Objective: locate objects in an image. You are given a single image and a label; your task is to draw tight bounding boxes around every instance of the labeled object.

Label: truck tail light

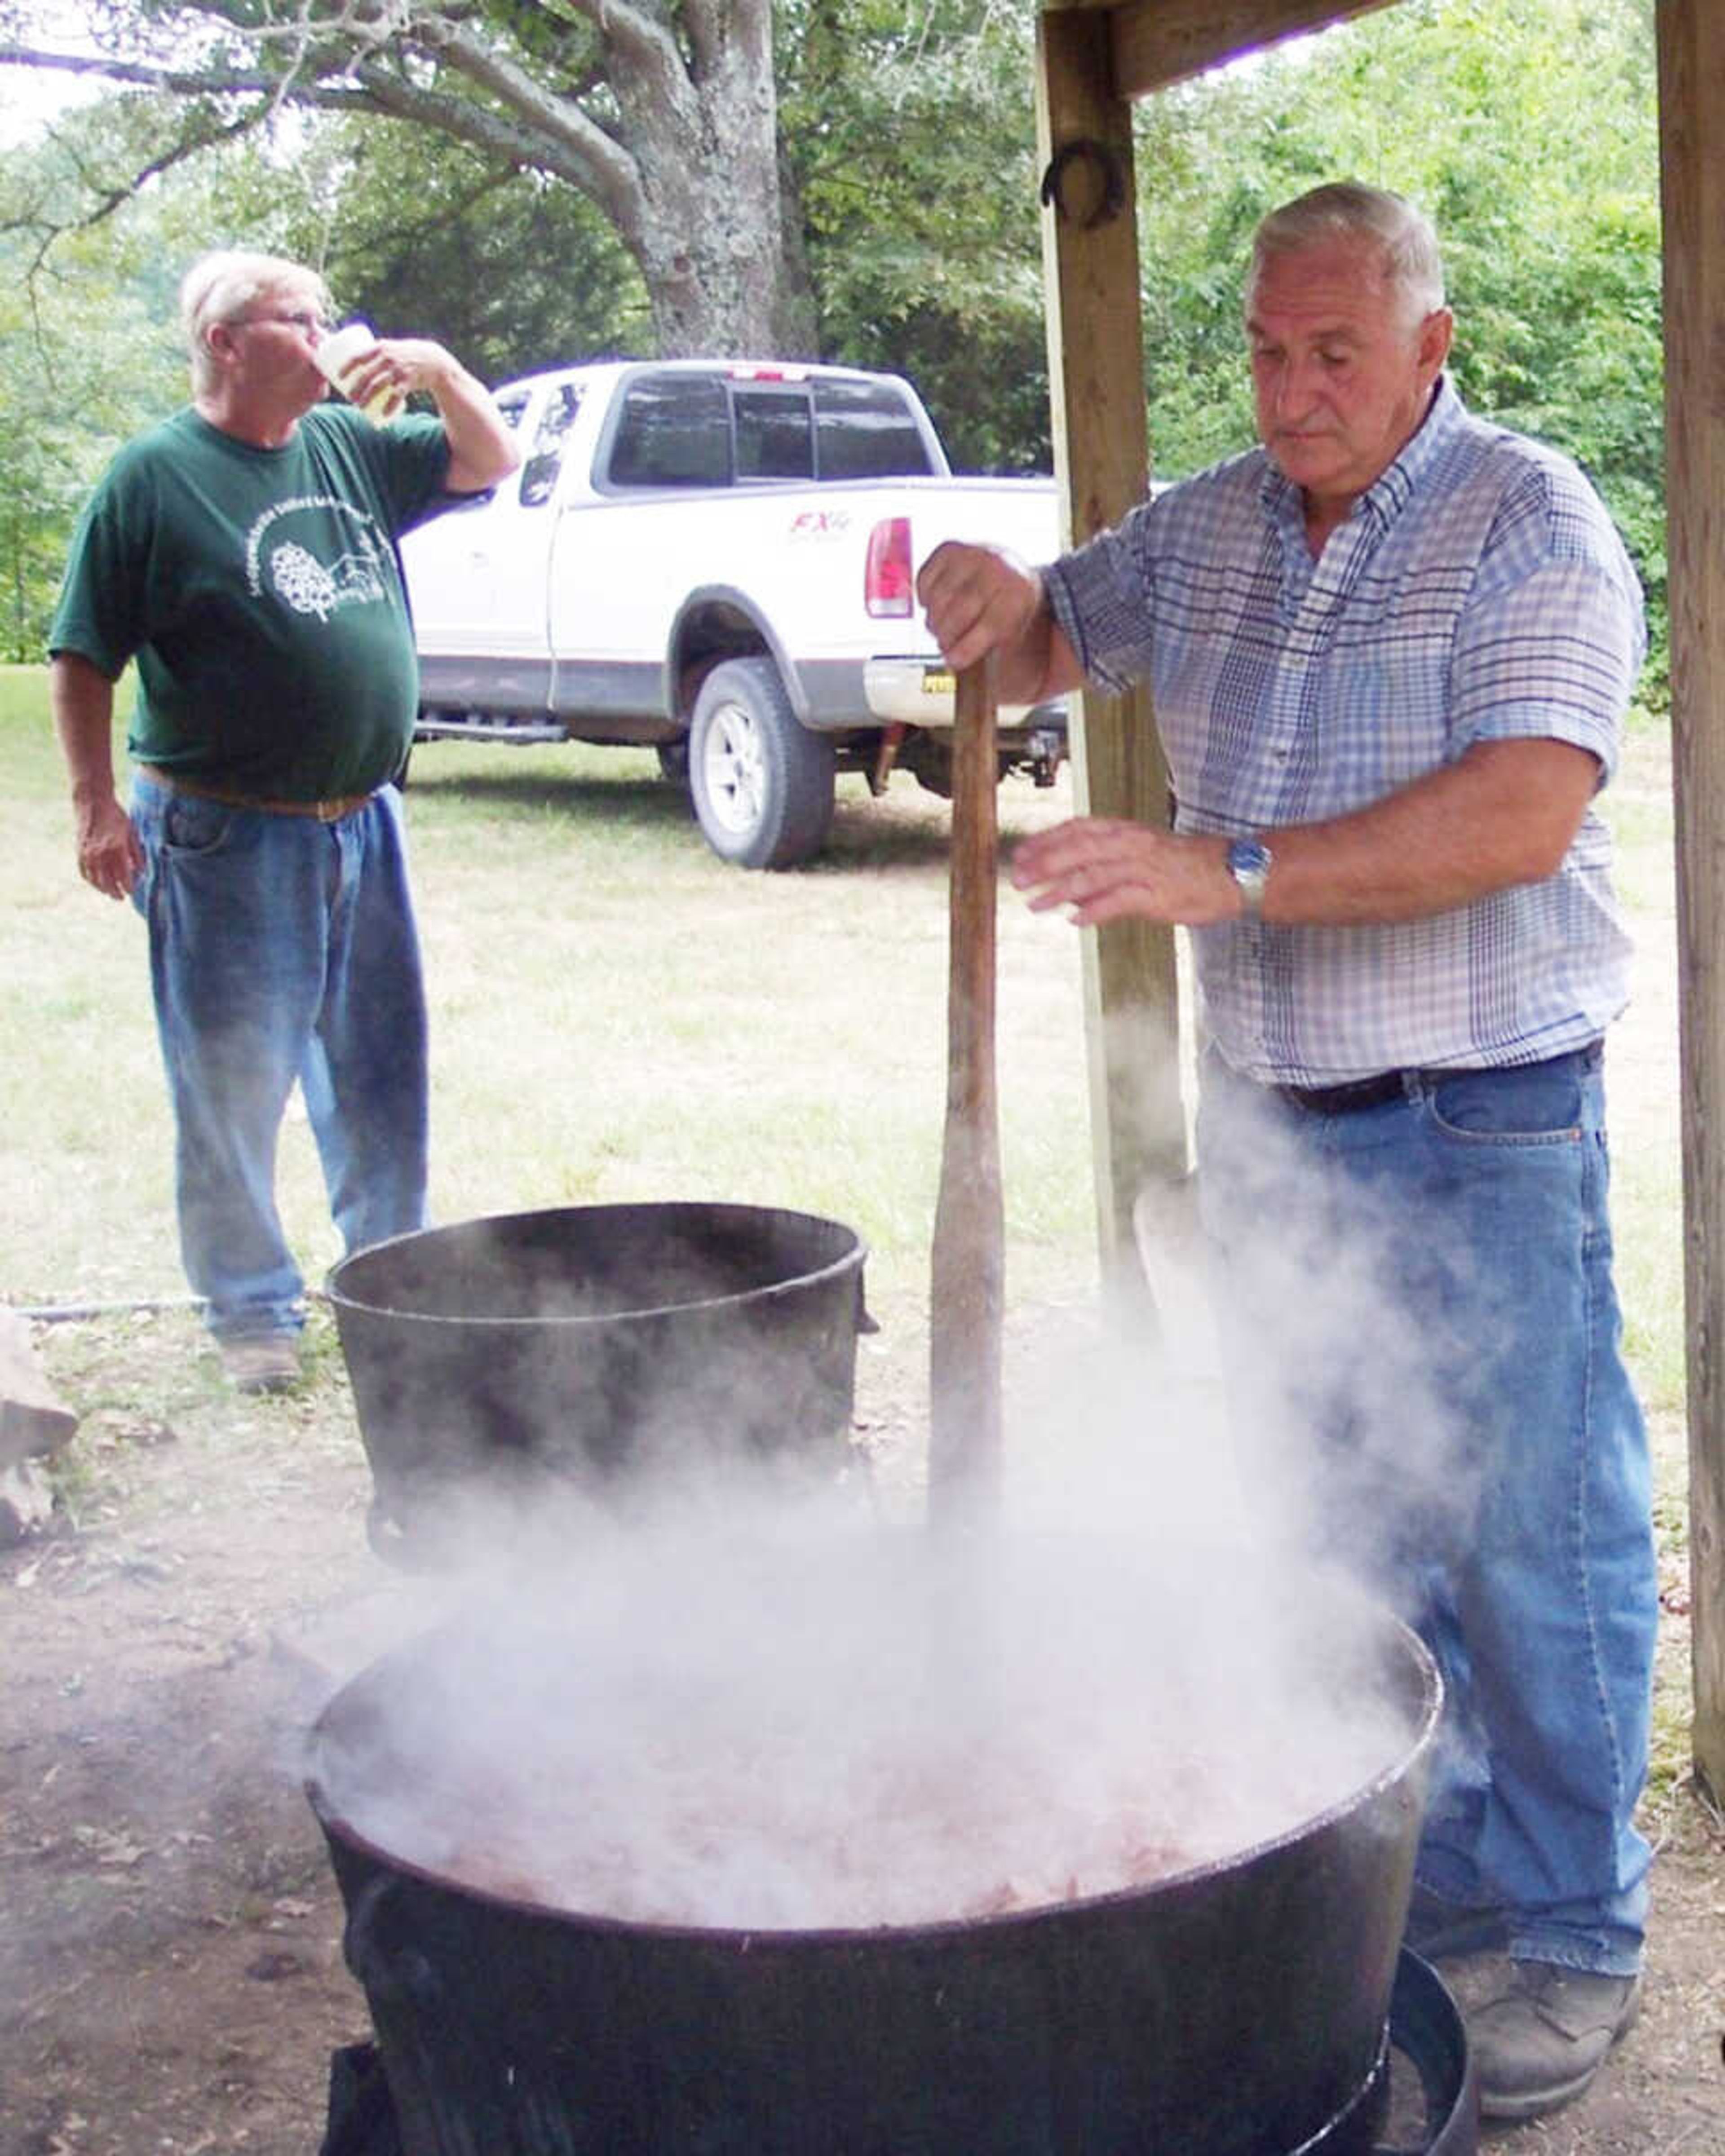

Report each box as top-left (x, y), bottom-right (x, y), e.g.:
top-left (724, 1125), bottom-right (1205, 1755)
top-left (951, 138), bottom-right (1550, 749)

top-left (865, 517), bottom-right (914, 618)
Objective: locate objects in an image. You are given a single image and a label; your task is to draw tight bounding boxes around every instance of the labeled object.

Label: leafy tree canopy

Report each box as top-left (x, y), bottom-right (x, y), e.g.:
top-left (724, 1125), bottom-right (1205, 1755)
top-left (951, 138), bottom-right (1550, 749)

top-left (781, 0), bottom-right (1049, 472)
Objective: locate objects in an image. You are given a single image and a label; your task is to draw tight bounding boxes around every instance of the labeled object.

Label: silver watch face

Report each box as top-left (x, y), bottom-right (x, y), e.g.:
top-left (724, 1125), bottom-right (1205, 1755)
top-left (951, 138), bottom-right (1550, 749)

top-left (1228, 839), bottom-right (1272, 912)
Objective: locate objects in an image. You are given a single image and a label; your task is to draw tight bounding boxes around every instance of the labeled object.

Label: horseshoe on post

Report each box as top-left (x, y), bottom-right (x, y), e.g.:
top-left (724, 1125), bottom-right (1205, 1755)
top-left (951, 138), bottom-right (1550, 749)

top-left (1039, 137), bottom-right (1128, 230)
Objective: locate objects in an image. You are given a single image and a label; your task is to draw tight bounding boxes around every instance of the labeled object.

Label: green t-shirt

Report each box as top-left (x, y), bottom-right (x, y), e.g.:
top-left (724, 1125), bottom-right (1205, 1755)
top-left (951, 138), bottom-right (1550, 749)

top-left (49, 404), bottom-right (455, 799)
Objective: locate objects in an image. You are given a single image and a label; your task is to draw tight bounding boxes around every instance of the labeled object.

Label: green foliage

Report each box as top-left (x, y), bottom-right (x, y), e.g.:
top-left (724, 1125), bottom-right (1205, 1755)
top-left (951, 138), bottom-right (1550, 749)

top-left (780, 0), bottom-right (1052, 471)
top-left (270, 119), bottom-right (653, 384)
top-left (0, 102), bottom-right (190, 658)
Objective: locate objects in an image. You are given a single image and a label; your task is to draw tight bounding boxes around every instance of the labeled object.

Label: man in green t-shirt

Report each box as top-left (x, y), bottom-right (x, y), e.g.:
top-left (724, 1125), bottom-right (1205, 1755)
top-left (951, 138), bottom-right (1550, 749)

top-left (48, 249), bottom-right (519, 1393)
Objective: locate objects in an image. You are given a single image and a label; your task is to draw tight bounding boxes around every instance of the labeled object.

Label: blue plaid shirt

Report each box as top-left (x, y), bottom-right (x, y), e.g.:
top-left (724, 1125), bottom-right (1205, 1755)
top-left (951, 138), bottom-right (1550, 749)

top-left (1043, 378), bottom-right (1645, 1086)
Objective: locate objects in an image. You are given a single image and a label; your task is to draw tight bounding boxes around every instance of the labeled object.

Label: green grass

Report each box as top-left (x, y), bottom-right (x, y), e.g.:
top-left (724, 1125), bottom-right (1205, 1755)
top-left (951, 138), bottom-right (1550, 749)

top-left (1, 668), bottom-right (1100, 1319)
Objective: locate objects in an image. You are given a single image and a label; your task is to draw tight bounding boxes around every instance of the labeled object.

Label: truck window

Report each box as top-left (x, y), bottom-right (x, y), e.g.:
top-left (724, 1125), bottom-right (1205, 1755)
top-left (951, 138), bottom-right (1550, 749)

top-left (610, 374), bottom-right (730, 487)
top-left (518, 382), bottom-right (584, 508)
top-left (814, 381), bottom-right (937, 479)
top-left (733, 389), bottom-right (814, 481)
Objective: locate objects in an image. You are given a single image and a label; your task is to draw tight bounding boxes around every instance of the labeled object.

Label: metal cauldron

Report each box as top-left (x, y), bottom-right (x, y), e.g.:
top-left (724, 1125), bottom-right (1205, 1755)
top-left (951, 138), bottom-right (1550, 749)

top-left (307, 1548), bottom-right (1443, 2155)
top-left (327, 1202), bottom-right (871, 1560)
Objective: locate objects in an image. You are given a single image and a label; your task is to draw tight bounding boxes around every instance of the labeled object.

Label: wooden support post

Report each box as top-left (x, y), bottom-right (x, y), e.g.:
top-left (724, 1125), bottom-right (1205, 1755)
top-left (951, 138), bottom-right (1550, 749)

top-left (1656, 0), bottom-right (1725, 1802)
top-left (1035, 8), bottom-right (1189, 1312)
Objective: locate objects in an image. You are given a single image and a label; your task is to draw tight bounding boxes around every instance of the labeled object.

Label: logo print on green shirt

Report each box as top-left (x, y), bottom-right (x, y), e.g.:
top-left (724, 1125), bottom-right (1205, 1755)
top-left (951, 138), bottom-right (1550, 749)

top-left (270, 535), bottom-right (388, 622)
top-left (245, 492), bottom-right (394, 620)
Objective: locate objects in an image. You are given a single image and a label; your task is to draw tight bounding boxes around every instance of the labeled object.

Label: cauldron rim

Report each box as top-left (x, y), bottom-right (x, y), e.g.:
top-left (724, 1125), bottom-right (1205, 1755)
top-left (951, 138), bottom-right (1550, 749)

top-left (325, 1199), bottom-right (868, 1331)
top-left (305, 1596), bottom-right (1441, 1950)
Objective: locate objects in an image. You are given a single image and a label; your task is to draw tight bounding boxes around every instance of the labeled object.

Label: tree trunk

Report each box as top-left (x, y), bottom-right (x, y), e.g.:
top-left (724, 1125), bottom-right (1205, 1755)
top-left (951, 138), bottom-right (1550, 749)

top-left (605, 3), bottom-right (818, 356)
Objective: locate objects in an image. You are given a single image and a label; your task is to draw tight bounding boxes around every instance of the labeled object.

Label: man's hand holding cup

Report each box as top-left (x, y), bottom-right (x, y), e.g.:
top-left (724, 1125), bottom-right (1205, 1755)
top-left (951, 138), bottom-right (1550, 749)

top-left (313, 320), bottom-right (407, 425)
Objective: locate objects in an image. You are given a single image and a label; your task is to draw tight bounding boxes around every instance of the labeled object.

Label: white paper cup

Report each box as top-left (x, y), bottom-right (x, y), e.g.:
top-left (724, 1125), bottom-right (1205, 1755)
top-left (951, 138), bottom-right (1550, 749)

top-left (314, 319), bottom-right (403, 424)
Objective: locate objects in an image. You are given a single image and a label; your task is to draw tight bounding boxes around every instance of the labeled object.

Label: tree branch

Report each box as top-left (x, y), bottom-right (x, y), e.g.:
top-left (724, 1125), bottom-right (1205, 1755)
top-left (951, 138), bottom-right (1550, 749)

top-left (346, 52), bottom-right (640, 219)
top-left (0, 41), bottom-right (345, 99)
top-left (484, 0), bottom-right (677, 79)
top-left (510, 0), bottom-right (690, 93)
top-left (410, 15), bottom-right (654, 155)
top-left (0, 32), bottom-right (645, 236)
top-left (13, 98), bottom-right (265, 276)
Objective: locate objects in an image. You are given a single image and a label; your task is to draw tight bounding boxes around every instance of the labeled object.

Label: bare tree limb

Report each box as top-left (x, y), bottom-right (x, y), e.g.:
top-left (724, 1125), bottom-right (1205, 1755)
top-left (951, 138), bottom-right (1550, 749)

top-left (18, 99), bottom-right (265, 274)
top-left (411, 17), bottom-right (660, 157)
top-left (344, 54), bottom-right (641, 221)
top-left (0, 36), bottom-right (643, 220)
top-left (525, 0), bottom-right (686, 82)
top-left (0, 42), bottom-right (346, 97)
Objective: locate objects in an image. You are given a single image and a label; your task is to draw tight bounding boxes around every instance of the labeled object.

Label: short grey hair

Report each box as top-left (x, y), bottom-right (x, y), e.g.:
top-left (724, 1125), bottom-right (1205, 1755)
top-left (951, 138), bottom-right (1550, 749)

top-left (1247, 182), bottom-right (1446, 327)
top-left (179, 249), bottom-right (331, 393)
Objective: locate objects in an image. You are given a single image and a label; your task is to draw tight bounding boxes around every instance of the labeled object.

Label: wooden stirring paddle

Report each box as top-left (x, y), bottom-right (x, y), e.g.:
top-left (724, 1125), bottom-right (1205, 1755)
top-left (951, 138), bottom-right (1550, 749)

top-left (928, 658), bottom-right (1005, 1526)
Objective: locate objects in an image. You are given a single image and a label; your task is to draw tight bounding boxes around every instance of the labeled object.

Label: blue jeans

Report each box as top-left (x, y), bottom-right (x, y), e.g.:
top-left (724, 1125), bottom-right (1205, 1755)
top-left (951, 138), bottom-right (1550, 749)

top-left (131, 776), bottom-right (429, 1341)
top-left (1196, 1044), bottom-right (1656, 1976)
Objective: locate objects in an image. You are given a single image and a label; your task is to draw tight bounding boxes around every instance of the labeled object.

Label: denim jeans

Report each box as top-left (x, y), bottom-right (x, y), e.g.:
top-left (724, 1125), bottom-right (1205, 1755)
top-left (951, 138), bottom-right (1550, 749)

top-left (131, 775), bottom-right (429, 1341)
top-left (1196, 1043), bottom-right (1656, 1976)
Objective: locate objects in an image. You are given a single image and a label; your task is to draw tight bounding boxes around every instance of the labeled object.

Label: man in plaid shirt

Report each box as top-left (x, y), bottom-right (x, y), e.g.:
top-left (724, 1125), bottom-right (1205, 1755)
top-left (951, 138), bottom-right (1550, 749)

top-left (920, 181), bottom-right (1655, 2122)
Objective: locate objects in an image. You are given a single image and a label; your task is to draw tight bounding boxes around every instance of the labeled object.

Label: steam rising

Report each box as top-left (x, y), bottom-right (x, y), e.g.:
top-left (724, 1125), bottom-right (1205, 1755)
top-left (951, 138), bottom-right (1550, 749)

top-left (310, 1493), bottom-right (1431, 1932)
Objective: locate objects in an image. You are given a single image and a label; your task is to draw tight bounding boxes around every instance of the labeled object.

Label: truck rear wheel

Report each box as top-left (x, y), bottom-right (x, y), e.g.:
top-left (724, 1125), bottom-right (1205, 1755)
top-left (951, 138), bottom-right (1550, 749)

top-left (690, 658), bottom-right (836, 869)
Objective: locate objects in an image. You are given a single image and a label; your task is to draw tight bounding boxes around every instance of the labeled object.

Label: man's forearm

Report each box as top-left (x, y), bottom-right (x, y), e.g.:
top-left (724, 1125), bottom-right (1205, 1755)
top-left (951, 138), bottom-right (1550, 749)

top-left (51, 653), bottom-right (119, 803)
top-left (52, 651), bottom-right (144, 899)
top-left (427, 359), bottom-right (521, 494)
top-left (1249, 738), bottom-right (1602, 925)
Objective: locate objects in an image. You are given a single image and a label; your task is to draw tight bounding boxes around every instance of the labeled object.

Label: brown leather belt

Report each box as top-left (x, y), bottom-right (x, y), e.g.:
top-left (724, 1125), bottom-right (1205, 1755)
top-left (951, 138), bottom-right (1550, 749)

top-left (137, 764), bottom-right (378, 823)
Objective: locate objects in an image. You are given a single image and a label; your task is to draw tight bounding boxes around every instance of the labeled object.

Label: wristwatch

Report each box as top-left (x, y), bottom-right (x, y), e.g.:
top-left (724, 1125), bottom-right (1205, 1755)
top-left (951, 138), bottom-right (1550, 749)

top-left (1227, 837), bottom-right (1273, 921)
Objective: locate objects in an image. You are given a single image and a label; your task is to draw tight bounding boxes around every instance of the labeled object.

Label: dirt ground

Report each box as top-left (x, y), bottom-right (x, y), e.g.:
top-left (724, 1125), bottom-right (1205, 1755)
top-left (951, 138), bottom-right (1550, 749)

top-left (2, 1288), bottom-right (1721, 2156)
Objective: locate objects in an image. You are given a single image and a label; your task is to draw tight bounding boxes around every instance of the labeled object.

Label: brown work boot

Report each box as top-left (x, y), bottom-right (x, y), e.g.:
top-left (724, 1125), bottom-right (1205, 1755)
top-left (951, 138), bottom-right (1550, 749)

top-left (1470, 1960), bottom-right (1643, 2121)
top-left (218, 1333), bottom-right (302, 1395)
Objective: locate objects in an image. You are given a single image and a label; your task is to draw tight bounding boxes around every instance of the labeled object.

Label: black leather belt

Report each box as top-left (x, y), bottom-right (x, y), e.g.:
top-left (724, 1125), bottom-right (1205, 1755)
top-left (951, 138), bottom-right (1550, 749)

top-left (1275, 1069), bottom-right (1414, 1114)
top-left (1274, 1040), bottom-right (1600, 1115)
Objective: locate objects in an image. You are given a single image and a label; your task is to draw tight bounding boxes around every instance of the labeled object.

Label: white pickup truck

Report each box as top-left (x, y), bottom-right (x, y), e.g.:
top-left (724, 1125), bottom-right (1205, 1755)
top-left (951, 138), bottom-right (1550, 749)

top-left (399, 359), bottom-right (1069, 867)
